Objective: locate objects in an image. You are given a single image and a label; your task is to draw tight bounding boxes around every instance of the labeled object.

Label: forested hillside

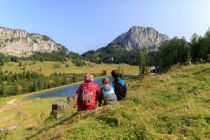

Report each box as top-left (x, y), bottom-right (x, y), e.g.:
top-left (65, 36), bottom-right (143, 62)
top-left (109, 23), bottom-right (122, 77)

top-left (82, 28), bottom-right (210, 71)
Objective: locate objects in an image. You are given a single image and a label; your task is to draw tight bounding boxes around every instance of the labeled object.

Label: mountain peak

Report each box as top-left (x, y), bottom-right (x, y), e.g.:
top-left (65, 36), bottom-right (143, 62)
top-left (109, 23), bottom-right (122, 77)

top-left (111, 26), bottom-right (170, 51)
top-left (82, 26), bottom-right (170, 65)
top-left (129, 26), bottom-right (154, 30)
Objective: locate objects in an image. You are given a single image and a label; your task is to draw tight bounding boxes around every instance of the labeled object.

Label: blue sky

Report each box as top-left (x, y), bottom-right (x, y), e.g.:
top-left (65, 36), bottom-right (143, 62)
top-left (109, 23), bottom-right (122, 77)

top-left (1, 0), bottom-right (210, 54)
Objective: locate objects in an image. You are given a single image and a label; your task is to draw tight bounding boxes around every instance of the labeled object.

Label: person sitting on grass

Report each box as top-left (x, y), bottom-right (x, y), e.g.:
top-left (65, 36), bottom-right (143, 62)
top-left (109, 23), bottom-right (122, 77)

top-left (99, 77), bottom-right (117, 105)
top-left (76, 74), bottom-right (99, 111)
top-left (111, 70), bottom-right (127, 101)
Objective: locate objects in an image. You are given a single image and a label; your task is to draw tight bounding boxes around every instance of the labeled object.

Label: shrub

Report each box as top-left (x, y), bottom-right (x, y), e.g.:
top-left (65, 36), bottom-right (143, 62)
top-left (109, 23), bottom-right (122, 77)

top-left (54, 63), bottom-right (61, 68)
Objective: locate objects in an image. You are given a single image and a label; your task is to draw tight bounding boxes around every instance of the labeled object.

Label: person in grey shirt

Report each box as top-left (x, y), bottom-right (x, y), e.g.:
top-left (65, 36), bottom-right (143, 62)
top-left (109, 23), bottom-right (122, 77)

top-left (99, 77), bottom-right (117, 105)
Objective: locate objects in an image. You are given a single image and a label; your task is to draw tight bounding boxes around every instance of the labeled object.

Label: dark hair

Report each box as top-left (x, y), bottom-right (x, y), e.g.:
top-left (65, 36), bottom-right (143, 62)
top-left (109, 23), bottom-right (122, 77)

top-left (111, 70), bottom-right (120, 79)
top-left (102, 78), bottom-right (110, 85)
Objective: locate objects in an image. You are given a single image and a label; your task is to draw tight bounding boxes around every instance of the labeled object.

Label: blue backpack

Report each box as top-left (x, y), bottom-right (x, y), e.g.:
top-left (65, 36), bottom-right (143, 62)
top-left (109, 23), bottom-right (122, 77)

top-left (112, 78), bottom-right (127, 100)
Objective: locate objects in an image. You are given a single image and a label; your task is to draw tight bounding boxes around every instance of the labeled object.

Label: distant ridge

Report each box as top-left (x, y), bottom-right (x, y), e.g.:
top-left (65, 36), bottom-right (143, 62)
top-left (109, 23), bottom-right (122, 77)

top-left (0, 27), bottom-right (69, 57)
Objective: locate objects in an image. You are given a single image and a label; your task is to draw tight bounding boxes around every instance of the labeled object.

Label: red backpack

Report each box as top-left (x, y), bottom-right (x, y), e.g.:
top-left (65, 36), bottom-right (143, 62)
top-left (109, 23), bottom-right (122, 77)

top-left (77, 82), bottom-right (97, 110)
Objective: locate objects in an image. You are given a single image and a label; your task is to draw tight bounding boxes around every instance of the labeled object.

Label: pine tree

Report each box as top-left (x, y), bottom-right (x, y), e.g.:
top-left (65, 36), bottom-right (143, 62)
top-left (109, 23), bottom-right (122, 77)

top-left (72, 74), bottom-right (76, 83)
top-left (137, 51), bottom-right (146, 76)
top-left (1, 83), bottom-right (7, 96)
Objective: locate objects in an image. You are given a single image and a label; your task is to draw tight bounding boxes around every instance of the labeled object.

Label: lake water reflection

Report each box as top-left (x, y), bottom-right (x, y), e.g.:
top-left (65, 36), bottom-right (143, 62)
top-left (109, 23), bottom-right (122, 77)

top-left (26, 76), bottom-right (112, 99)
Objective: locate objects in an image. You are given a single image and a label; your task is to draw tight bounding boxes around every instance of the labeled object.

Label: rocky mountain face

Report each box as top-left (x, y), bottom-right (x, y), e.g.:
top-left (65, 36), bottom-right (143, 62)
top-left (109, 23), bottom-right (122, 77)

top-left (110, 26), bottom-right (170, 51)
top-left (82, 26), bottom-right (170, 64)
top-left (0, 27), bottom-right (67, 56)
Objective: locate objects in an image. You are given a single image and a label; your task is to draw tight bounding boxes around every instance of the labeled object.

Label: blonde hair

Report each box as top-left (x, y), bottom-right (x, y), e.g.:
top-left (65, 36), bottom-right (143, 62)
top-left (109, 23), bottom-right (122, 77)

top-left (85, 73), bottom-right (93, 82)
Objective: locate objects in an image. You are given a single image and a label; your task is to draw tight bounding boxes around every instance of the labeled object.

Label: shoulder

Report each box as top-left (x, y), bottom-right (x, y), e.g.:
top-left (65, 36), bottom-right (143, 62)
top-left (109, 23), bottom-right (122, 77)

top-left (100, 87), bottom-right (105, 93)
top-left (119, 78), bottom-right (125, 85)
top-left (80, 82), bottom-right (86, 88)
top-left (93, 83), bottom-right (98, 87)
top-left (99, 86), bottom-right (103, 91)
top-left (91, 83), bottom-right (99, 88)
top-left (81, 82), bottom-right (87, 85)
top-left (111, 86), bottom-right (115, 92)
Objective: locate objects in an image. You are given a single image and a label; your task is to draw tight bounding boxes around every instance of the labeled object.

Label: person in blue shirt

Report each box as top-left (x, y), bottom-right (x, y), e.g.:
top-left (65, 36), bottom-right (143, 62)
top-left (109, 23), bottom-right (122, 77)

top-left (111, 70), bottom-right (127, 101)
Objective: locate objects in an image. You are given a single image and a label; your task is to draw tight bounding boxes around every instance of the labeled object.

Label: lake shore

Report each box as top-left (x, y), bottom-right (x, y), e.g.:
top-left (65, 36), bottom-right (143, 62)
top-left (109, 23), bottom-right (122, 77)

top-left (22, 75), bottom-right (109, 99)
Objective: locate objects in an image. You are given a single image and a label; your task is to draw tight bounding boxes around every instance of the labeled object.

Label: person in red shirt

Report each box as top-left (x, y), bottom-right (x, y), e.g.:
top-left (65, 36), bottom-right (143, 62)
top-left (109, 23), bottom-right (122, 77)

top-left (76, 74), bottom-right (100, 111)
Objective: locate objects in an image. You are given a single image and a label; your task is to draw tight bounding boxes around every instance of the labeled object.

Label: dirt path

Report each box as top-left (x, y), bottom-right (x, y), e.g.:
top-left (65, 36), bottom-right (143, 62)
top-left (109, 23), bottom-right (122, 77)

top-left (6, 99), bottom-right (17, 105)
top-left (0, 99), bottom-right (17, 113)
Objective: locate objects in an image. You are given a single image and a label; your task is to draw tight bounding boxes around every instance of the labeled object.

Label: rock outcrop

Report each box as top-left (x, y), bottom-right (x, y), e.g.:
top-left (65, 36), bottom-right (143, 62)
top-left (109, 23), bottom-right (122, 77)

top-left (50, 101), bottom-right (71, 119)
top-left (0, 125), bottom-right (19, 136)
top-left (67, 94), bottom-right (77, 103)
top-left (0, 27), bottom-right (67, 56)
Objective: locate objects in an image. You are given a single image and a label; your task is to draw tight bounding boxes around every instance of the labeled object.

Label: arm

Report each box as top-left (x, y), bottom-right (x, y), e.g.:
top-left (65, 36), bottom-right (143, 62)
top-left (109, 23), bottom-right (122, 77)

top-left (96, 86), bottom-right (103, 106)
top-left (112, 81), bottom-right (115, 90)
top-left (76, 84), bottom-right (82, 94)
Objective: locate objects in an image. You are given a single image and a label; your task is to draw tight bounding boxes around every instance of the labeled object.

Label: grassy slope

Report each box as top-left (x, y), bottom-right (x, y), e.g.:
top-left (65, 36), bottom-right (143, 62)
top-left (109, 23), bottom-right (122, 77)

top-left (1, 64), bottom-right (210, 140)
top-left (1, 61), bottom-right (138, 76)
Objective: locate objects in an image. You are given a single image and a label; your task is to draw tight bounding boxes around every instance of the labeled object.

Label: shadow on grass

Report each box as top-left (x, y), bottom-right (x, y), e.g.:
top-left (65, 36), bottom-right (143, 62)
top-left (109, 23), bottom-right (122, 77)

top-left (26, 110), bottom-right (97, 140)
top-left (124, 75), bottom-right (141, 80)
top-left (192, 68), bottom-right (210, 75)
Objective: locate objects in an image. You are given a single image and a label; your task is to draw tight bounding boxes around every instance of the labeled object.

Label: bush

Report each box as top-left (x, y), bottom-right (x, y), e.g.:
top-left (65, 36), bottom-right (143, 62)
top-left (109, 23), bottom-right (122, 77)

top-left (102, 70), bottom-right (107, 76)
top-left (54, 63), bottom-right (61, 68)
top-left (65, 64), bottom-right (70, 67)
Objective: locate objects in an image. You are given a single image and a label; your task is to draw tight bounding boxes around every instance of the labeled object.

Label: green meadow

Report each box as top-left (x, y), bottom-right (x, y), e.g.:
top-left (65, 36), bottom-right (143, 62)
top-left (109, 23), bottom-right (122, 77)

top-left (1, 61), bottom-right (139, 76)
top-left (0, 63), bottom-right (209, 139)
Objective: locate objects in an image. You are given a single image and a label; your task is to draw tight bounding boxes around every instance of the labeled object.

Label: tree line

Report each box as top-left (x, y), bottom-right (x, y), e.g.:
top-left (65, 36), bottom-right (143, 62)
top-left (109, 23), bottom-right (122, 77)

top-left (82, 28), bottom-right (210, 73)
top-left (82, 44), bottom-right (139, 65)
top-left (138, 28), bottom-right (210, 73)
top-left (0, 71), bottom-right (101, 97)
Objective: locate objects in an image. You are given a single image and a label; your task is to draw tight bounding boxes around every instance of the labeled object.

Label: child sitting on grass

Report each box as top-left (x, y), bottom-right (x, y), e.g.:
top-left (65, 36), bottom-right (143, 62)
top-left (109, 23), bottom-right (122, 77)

top-left (99, 78), bottom-right (117, 105)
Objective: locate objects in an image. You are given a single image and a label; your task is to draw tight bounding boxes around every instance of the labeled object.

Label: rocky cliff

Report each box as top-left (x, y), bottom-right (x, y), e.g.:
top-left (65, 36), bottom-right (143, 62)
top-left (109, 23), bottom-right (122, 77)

top-left (110, 26), bottom-right (170, 51)
top-left (0, 27), bottom-right (67, 56)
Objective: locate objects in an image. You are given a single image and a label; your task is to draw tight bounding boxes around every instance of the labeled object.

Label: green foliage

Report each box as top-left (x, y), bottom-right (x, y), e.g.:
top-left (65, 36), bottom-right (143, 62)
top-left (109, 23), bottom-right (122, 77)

top-left (81, 50), bottom-right (98, 63)
top-left (137, 50), bottom-right (146, 66)
top-left (18, 62), bottom-right (22, 66)
top-left (101, 70), bottom-right (107, 76)
top-left (137, 51), bottom-right (146, 76)
top-left (72, 58), bottom-right (84, 67)
top-left (42, 35), bottom-right (50, 41)
top-left (0, 53), bottom-right (10, 66)
top-left (19, 46), bottom-right (82, 63)
top-left (24, 50), bottom-right (69, 61)
top-left (65, 64), bottom-right (70, 67)
top-left (1, 64), bottom-right (210, 139)
top-left (146, 51), bottom-right (159, 66)
top-left (0, 71), bottom-right (100, 97)
top-left (158, 37), bottom-right (191, 71)
top-left (82, 44), bottom-right (139, 65)
top-left (81, 28), bottom-right (210, 74)
top-left (97, 115), bottom-right (120, 127)
top-left (53, 63), bottom-right (61, 68)
top-left (191, 30), bottom-right (210, 60)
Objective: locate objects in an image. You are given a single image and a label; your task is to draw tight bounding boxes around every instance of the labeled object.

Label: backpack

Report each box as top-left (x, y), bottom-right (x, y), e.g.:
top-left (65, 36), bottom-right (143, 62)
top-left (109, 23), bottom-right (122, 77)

top-left (113, 79), bottom-right (127, 100)
top-left (78, 87), bottom-right (95, 107)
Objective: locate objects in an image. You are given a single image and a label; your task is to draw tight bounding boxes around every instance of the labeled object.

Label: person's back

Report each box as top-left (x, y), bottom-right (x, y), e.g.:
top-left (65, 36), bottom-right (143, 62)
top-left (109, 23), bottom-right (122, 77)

top-left (111, 70), bottom-right (127, 101)
top-left (100, 78), bottom-right (117, 105)
top-left (76, 74), bottom-right (99, 111)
